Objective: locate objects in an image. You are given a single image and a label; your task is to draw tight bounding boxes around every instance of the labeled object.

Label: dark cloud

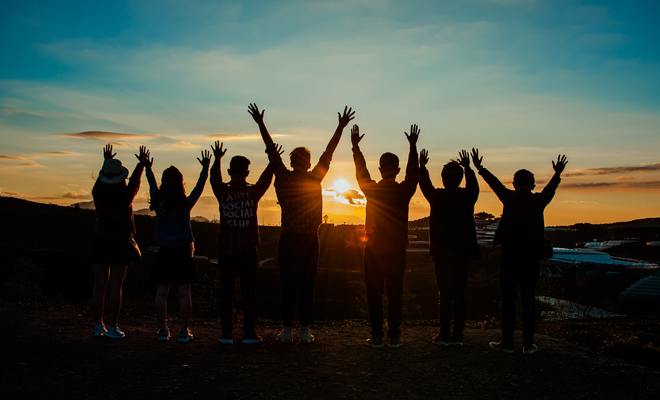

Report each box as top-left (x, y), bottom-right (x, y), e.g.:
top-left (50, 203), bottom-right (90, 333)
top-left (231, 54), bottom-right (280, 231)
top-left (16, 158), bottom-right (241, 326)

top-left (562, 180), bottom-right (660, 189)
top-left (61, 192), bottom-right (90, 200)
top-left (0, 154), bottom-right (24, 160)
top-left (565, 163), bottom-right (660, 177)
top-left (64, 131), bottom-right (158, 140)
top-left (338, 189), bottom-right (366, 205)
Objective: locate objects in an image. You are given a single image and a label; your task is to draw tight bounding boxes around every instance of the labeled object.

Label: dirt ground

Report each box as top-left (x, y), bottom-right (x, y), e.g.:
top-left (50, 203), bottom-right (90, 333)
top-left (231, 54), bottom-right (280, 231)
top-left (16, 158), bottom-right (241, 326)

top-left (2, 306), bottom-right (659, 400)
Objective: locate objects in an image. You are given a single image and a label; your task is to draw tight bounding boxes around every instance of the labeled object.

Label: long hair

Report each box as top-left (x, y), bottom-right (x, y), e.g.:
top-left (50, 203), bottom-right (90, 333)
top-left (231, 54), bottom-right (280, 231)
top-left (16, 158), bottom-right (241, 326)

top-left (150, 166), bottom-right (187, 212)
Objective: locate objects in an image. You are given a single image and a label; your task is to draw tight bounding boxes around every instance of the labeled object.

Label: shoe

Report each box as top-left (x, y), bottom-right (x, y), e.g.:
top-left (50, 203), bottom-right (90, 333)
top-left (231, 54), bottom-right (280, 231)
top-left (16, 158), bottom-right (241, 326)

top-left (92, 324), bottom-right (108, 338)
top-left (276, 327), bottom-right (293, 344)
top-left (218, 336), bottom-right (235, 345)
top-left (177, 328), bottom-right (194, 344)
top-left (156, 328), bottom-right (171, 342)
top-left (522, 344), bottom-right (539, 355)
top-left (366, 337), bottom-right (384, 348)
top-left (241, 336), bottom-right (264, 345)
top-left (489, 341), bottom-right (515, 353)
top-left (432, 333), bottom-right (451, 347)
top-left (388, 337), bottom-right (402, 348)
top-left (300, 326), bottom-right (315, 344)
top-left (448, 341), bottom-right (464, 347)
top-left (105, 325), bottom-right (126, 339)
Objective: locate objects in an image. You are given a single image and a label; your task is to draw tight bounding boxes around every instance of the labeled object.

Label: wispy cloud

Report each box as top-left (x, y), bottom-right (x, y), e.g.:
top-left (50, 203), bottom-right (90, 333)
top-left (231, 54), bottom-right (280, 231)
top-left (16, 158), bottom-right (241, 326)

top-left (63, 131), bottom-right (158, 140)
top-left (562, 180), bottom-right (660, 190)
top-left (565, 162), bottom-right (660, 177)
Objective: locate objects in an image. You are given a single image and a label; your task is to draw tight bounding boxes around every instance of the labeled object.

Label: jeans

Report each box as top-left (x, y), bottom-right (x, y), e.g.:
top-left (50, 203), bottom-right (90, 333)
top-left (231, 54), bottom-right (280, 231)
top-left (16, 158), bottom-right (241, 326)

top-left (219, 248), bottom-right (258, 337)
top-left (500, 249), bottom-right (540, 347)
top-left (364, 246), bottom-right (406, 339)
top-left (278, 232), bottom-right (319, 326)
top-left (434, 253), bottom-right (469, 341)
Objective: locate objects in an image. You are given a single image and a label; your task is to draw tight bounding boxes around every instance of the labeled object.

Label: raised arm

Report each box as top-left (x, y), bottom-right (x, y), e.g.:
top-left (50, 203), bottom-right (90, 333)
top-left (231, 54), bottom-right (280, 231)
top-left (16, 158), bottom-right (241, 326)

top-left (249, 103), bottom-right (287, 175)
top-left (472, 148), bottom-right (508, 202)
top-left (418, 149), bottom-right (436, 201)
top-left (253, 144), bottom-right (283, 199)
top-left (458, 149), bottom-right (479, 204)
top-left (540, 154), bottom-right (567, 206)
top-left (188, 150), bottom-right (211, 209)
top-left (127, 145), bottom-right (150, 202)
top-left (402, 124), bottom-right (420, 196)
top-left (311, 106), bottom-right (355, 180)
top-left (209, 141), bottom-right (227, 200)
top-left (350, 124), bottom-right (375, 191)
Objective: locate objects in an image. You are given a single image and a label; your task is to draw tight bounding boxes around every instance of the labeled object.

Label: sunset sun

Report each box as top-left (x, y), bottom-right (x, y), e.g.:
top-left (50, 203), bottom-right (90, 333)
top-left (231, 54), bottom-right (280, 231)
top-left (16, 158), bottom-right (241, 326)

top-left (332, 179), bottom-right (351, 194)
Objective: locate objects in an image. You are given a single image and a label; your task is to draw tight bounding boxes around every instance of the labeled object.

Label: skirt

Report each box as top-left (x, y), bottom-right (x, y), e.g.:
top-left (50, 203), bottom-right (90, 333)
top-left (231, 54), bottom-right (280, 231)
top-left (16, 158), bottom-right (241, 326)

top-left (90, 235), bottom-right (141, 264)
top-left (153, 242), bottom-right (198, 284)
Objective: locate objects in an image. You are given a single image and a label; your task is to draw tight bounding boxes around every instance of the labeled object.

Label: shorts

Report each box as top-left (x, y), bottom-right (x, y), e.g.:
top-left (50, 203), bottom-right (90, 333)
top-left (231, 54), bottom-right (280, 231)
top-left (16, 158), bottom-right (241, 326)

top-left (153, 243), bottom-right (198, 284)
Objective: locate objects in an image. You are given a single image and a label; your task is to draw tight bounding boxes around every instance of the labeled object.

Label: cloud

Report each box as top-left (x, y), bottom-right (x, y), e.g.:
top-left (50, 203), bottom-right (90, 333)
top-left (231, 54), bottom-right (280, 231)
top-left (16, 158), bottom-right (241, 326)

top-left (323, 187), bottom-right (366, 206)
top-left (565, 163), bottom-right (660, 177)
top-left (0, 154), bottom-right (24, 160)
top-left (207, 133), bottom-right (288, 141)
top-left (63, 131), bottom-right (158, 140)
top-left (562, 180), bottom-right (660, 190)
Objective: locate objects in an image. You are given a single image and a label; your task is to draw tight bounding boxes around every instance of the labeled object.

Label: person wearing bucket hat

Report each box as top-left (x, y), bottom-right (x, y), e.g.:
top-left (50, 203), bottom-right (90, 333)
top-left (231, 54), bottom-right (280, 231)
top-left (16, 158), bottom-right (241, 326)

top-left (146, 149), bottom-right (211, 344)
top-left (91, 144), bottom-right (151, 340)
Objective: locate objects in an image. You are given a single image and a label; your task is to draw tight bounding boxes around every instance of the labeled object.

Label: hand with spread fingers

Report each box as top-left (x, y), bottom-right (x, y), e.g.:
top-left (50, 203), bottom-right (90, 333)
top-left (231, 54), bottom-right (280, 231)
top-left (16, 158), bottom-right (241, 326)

top-left (471, 148), bottom-right (483, 170)
top-left (338, 106), bottom-right (356, 128)
top-left (420, 149), bottom-right (429, 168)
top-left (211, 140), bottom-right (227, 159)
top-left (457, 149), bottom-right (470, 169)
top-left (134, 145), bottom-right (153, 168)
top-left (103, 144), bottom-right (116, 160)
top-left (405, 124), bottom-right (420, 146)
top-left (552, 154), bottom-right (568, 175)
top-left (197, 150), bottom-right (212, 168)
top-left (248, 103), bottom-right (265, 124)
top-left (351, 124), bottom-right (365, 147)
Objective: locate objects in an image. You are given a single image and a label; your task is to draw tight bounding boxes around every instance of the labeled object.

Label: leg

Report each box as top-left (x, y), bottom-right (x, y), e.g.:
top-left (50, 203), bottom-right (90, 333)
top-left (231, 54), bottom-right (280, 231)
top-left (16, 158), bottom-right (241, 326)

top-left (92, 263), bottom-right (110, 326)
top-left (452, 258), bottom-right (469, 341)
top-left (299, 235), bottom-right (319, 327)
top-left (364, 247), bottom-right (385, 339)
top-left (385, 250), bottom-right (405, 339)
top-left (239, 249), bottom-right (258, 337)
top-left (219, 257), bottom-right (238, 337)
top-left (434, 256), bottom-right (452, 341)
top-left (155, 284), bottom-right (171, 331)
top-left (500, 263), bottom-right (517, 347)
top-left (521, 261), bottom-right (540, 347)
top-left (106, 264), bottom-right (128, 327)
top-left (177, 284), bottom-right (192, 331)
top-left (278, 235), bottom-right (295, 327)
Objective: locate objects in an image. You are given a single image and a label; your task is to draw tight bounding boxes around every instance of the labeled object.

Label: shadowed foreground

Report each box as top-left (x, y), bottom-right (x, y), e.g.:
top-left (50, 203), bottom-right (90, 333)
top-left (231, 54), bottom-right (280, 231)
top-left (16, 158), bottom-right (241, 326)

top-left (2, 307), bottom-right (659, 400)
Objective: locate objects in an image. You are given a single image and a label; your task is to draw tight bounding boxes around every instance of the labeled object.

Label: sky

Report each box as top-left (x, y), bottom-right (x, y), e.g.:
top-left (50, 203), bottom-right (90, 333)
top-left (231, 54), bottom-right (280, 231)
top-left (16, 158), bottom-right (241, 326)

top-left (1, 0), bottom-right (659, 225)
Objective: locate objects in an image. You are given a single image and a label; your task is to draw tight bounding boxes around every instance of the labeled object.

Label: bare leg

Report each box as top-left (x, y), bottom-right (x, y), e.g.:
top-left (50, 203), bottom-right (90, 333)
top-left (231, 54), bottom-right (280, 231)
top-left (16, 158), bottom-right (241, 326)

top-left (177, 284), bottom-right (192, 331)
top-left (92, 263), bottom-right (110, 326)
top-left (155, 284), bottom-right (171, 331)
top-left (106, 264), bottom-right (128, 327)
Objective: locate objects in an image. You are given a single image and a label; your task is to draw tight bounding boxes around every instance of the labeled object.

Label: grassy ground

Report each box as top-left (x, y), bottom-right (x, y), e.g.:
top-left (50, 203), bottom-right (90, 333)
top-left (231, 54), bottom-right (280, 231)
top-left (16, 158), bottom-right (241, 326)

top-left (2, 306), bottom-right (659, 400)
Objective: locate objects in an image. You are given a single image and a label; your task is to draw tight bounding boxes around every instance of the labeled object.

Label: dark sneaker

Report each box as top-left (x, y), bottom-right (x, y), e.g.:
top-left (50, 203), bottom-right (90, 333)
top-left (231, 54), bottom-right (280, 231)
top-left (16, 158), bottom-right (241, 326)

top-left (432, 333), bottom-right (451, 347)
top-left (489, 341), bottom-right (515, 353)
top-left (366, 337), bottom-right (384, 348)
top-left (388, 337), bottom-right (403, 348)
top-left (156, 328), bottom-right (171, 342)
top-left (105, 325), bottom-right (126, 340)
top-left (177, 328), bottom-right (194, 344)
top-left (92, 324), bottom-right (107, 338)
top-left (241, 336), bottom-right (264, 345)
top-left (522, 344), bottom-right (539, 355)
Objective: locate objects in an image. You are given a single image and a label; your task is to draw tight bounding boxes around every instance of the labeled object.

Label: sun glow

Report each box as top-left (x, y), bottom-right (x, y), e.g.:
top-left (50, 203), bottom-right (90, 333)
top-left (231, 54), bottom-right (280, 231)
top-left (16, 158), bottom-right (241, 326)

top-left (332, 179), bottom-right (351, 194)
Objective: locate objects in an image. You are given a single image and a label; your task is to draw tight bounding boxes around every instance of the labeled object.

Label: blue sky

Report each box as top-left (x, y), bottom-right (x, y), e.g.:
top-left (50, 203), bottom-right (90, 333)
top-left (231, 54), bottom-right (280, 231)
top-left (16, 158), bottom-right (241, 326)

top-left (1, 0), bottom-right (659, 224)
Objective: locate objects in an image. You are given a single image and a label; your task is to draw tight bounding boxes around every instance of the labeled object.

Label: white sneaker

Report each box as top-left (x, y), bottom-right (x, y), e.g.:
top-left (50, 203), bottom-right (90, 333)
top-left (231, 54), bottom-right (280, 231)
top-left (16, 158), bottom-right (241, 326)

top-left (523, 344), bottom-right (539, 355)
top-left (106, 325), bottom-right (126, 339)
top-left (218, 336), bottom-right (235, 345)
top-left (300, 326), bottom-right (315, 344)
top-left (489, 341), bottom-right (514, 353)
top-left (276, 327), bottom-right (294, 343)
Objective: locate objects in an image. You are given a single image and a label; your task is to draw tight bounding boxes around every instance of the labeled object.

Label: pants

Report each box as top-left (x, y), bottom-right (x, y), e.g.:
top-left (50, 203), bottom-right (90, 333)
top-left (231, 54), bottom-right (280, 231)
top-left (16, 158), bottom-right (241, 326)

top-left (364, 246), bottom-right (406, 339)
top-left (218, 248), bottom-right (258, 337)
top-left (434, 253), bottom-right (469, 341)
top-left (278, 232), bottom-right (319, 326)
top-left (500, 249), bottom-right (540, 347)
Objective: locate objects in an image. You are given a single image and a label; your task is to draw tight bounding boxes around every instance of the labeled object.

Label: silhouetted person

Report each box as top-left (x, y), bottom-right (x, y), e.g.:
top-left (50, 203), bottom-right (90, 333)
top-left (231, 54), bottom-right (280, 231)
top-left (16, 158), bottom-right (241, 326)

top-left (248, 103), bottom-right (355, 343)
top-left (419, 149), bottom-right (479, 346)
top-left (209, 140), bottom-right (282, 345)
top-left (473, 150), bottom-right (568, 354)
top-left (90, 144), bottom-right (150, 339)
top-left (352, 124), bottom-right (419, 348)
top-left (146, 150), bottom-right (211, 343)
